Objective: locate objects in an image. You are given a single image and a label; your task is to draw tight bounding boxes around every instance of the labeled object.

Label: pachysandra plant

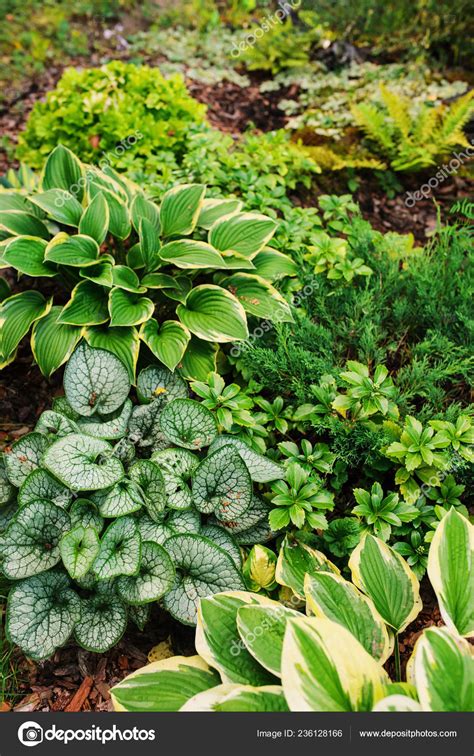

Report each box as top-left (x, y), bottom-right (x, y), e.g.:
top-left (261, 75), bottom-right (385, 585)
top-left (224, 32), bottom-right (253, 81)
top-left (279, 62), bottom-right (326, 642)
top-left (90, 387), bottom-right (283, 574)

top-left (0, 145), bottom-right (295, 380)
top-left (0, 343), bottom-right (287, 660)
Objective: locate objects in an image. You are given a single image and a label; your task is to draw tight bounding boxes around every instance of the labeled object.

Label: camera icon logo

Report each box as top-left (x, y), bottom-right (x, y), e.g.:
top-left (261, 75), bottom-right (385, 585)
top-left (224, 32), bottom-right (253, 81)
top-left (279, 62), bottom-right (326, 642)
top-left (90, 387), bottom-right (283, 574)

top-left (18, 722), bottom-right (44, 747)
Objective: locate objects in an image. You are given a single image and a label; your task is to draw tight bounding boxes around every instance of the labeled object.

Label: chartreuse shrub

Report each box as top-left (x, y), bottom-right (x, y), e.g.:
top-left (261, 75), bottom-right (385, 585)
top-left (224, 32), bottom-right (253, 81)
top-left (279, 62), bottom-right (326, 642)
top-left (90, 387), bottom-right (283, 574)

top-left (0, 343), bottom-right (288, 660)
top-left (110, 510), bottom-right (473, 712)
top-left (0, 145), bottom-right (295, 379)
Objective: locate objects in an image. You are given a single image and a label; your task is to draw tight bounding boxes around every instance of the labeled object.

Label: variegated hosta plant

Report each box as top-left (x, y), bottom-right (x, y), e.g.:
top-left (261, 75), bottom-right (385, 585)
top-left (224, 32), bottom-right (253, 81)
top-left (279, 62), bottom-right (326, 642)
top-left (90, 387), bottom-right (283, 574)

top-left (0, 145), bottom-right (295, 380)
top-left (0, 343), bottom-right (285, 661)
top-left (111, 510), bottom-right (473, 713)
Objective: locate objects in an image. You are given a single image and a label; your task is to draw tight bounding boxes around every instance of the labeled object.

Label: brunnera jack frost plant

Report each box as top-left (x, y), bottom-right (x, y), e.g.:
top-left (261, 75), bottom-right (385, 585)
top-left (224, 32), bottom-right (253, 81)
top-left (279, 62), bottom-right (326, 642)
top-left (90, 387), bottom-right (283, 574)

top-left (0, 343), bottom-right (284, 661)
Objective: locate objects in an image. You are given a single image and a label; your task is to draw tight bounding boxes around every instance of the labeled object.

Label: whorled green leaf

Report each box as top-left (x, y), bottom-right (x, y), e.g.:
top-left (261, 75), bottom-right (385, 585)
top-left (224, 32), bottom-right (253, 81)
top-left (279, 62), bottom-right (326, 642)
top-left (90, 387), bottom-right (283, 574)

top-left (60, 524), bottom-right (100, 579)
top-left (237, 600), bottom-right (300, 677)
top-left (276, 534), bottom-right (340, 600)
top-left (93, 516), bottom-right (141, 580)
top-left (74, 590), bottom-right (128, 653)
top-left (77, 399), bottom-right (133, 440)
top-left (160, 184), bottom-right (206, 238)
top-left (192, 445), bottom-right (252, 521)
top-left (129, 460), bottom-right (167, 522)
top-left (151, 447), bottom-right (199, 510)
top-left (43, 433), bottom-right (124, 491)
top-left (208, 436), bottom-right (283, 483)
top-left (117, 541), bottom-right (175, 605)
top-left (4, 432), bottom-right (50, 487)
top-left (139, 319), bottom-right (191, 372)
top-left (177, 285), bottom-right (248, 343)
top-left (160, 398), bottom-right (217, 450)
top-left (200, 524), bottom-right (241, 568)
top-left (112, 265), bottom-right (146, 293)
top-left (137, 364), bottom-right (188, 405)
top-left (64, 342), bottom-right (130, 417)
top-left (31, 306), bottom-right (82, 378)
top-left (92, 478), bottom-right (146, 518)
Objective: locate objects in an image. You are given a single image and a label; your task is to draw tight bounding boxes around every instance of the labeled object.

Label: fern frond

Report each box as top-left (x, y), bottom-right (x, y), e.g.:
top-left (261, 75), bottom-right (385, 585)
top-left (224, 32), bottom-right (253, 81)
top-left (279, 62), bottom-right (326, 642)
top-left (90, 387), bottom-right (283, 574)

top-left (412, 105), bottom-right (441, 143)
top-left (352, 103), bottom-right (395, 152)
top-left (379, 84), bottom-right (412, 139)
top-left (437, 91), bottom-right (474, 143)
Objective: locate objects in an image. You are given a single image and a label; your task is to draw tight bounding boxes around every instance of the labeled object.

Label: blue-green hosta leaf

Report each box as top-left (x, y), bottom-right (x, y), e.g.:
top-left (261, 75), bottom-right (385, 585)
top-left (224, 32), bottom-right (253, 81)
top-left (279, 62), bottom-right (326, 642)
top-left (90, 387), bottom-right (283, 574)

top-left (64, 342), bottom-right (130, 417)
top-left (34, 409), bottom-right (79, 439)
top-left (45, 234), bottom-right (100, 267)
top-left (42, 144), bottom-right (85, 201)
top-left (209, 436), bottom-right (283, 483)
top-left (92, 478), bottom-right (146, 518)
top-left (163, 533), bottom-right (245, 625)
top-left (196, 592), bottom-right (276, 685)
top-left (128, 401), bottom-right (168, 451)
top-left (192, 446), bottom-right (252, 521)
top-left (151, 448), bottom-right (199, 510)
top-left (3, 237), bottom-right (55, 277)
top-left (77, 399), bottom-right (133, 440)
top-left (200, 524), bottom-right (241, 568)
top-left (0, 290), bottom-right (52, 364)
top-left (276, 534), bottom-right (340, 599)
top-left (117, 541), bottom-right (175, 605)
top-left (197, 198), bottom-right (243, 230)
top-left (139, 319), bottom-right (191, 372)
top-left (179, 337), bottom-right (218, 381)
top-left (129, 460), bottom-right (167, 522)
top-left (4, 432), bottom-right (49, 487)
top-left (79, 192), bottom-right (109, 244)
top-left (137, 364), bottom-right (188, 405)
top-left (74, 591), bottom-right (128, 653)
top-left (0, 210), bottom-right (49, 238)
top-left (6, 571), bottom-right (81, 661)
top-left (177, 285), bottom-right (248, 343)
top-left (30, 189), bottom-right (83, 226)
top-left (131, 193), bottom-right (161, 235)
top-left (237, 600), bottom-right (300, 676)
top-left (70, 498), bottom-right (104, 532)
top-left (83, 325), bottom-right (140, 383)
top-left (160, 184), bottom-right (206, 237)
top-left (60, 524), bottom-right (100, 579)
top-left (160, 398), bottom-right (217, 450)
top-left (1, 500), bottom-right (71, 579)
top-left (252, 248), bottom-right (298, 280)
top-left (57, 281), bottom-right (109, 326)
top-left (43, 433), bottom-right (124, 491)
top-left (108, 287), bottom-right (154, 327)
top-left (31, 306), bottom-right (82, 378)
top-left (93, 516), bottom-right (141, 580)
top-left (223, 273), bottom-right (293, 322)
top-left (181, 684), bottom-right (289, 712)
top-left (88, 182), bottom-right (131, 239)
top-left (159, 240), bottom-right (226, 269)
top-left (209, 212), bottom-right (277, 259)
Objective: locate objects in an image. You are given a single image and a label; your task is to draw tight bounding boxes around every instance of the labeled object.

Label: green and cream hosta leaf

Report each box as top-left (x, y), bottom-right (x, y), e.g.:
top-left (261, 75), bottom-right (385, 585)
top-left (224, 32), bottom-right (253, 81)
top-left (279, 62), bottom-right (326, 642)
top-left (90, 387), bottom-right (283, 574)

top-left (137, 365), bottom-right (188, 405)
top-left (70, 498), bottom-right (104, 532)
top-left (84, 325), bottom-right (140, 383)
top-left (64, 342), bottom-right (130, 416)
top-left (208, 436), bottom-right (283, 483)
top-left (0, 210), bottom-right (49, 238)
top-left (177, 285), bottom-right (248, 343)
top-left (209, 212), bottom-right (277, 259)
top-left (139, 319), bottom-right (191, 372)
top-left (111, 656), bottom-right (220, 713)
top-left (92, 478), bottom-right (146, 518)
top-left (4, 432), bottom-right (50, 487)
top-left (42, 144), bottom-right (85, 202)
top-left (160, 399), bottom-right (217, 451)
top-left (196, 592), bottom-right (277, 685)
top-left (35, 409), bottom-right (79, 439)
top-left (3, 236), bottom-right (55, 277)
top-left (80, 260), bottom-right (114, 288)
top-left (276, 535), bottom-right (340, 600)
top-left (223, 273), bottom-right (293, 323)
top-left (304, 572), bottom-right (392, 663)
top-left (1, 500), bottom-right (71, 579)
top-left (0, 290), bottom-right (52, 364)
top-left (252, 248), bottom-right (298, 281)
top-left (30, 189), bottom-right (83, 227)
top-left (160, 184), bottom-right (206, 238)
top-left (60, 524), bottom-right (100, 579)
top-left (88, 182), bottom-right (131, 240)
top-left (192, 446), bottom-right (252, 520)
top-left (139, 217), bottom-right (161, 272)
top-left (18, 468), bottom-right (73, 509)
top-left (237, 599), bottom-right (300, 677)
top-left (129, 460), bottom-right (167, 522)
top-left (31, 307), bottom-right (82, 378)
top-left (131, 193), bottom-right (161, 235)
top-left (108, 287), bottom-right (154, 327)
top-left (151, 448), bottom-right (199, 510)
top-left (373, 695), bottom-right (423, 712)
top-left (57, 281), bottom-right (109, 326)
top-left (181, 684), bottom-right (289, 712)
top-left (77, 399), bottom-right (133, 440)
top-left (112, 266), bottom-right (146, 294)
top-left (74, 591), bottom-right (128, 653)
top-left (43, 433), bottom-right (124, 491)
top-left (163, 533), bottom-right (245, 625)
top-left (427, 508), bottom-right (474, 637)
top-left (6, 571), bottom-right (81, 661)
top-left (282, 617), bottom-right (389, 712)
top-left (200, 525), bottom-right (241, 568)
top-left (45, 234), bottom-right (100, 267)
top-left (197, 199), bottom-right (243, 230)
top-left (79, 192), bottom-right (109, 244)
top-left (349, 534), bottom-right (422, 632)
top-left (93, 516), bottom-right (141, 580)
top-left (160, 275), bottom-right (192, 304)
top-left (407, 627), bottom-right (473, 711)
top-left (117, 541), bottom-right (175, 605)
top-left (178, 337), bottom-right (218, 382)
top-left (159, 240), bottom-right (226, 270)
top-left (128, 401), bottom-right (168, 451)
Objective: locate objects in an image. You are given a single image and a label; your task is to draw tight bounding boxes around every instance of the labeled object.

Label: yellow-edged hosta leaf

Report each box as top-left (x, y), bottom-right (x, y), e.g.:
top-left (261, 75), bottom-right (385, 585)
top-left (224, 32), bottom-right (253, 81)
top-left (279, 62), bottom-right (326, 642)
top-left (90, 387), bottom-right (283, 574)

top-left (84, 325), bottom-right (140, 383)
top-left (32, 306), bottom-right (82, 378)
top-left (276, 534), bottom-right (339, 599)
top-left (159, 240), bottom-right (226, 269)
top-left (108, 287), bottom-right (154, 327)
top-left (3, 236), bottom-right (56, 277)
top-left (177, 285), bottom-right (248, 343)
top-left (236, 599), bottom-right (300, 676)
top-left (0, 290), bottom-right (52, 359)
top-left (58, 281), bottom-right (109, 326)
top-left (79, 192), bottom-right (109, 244)
top-left (139, 318), bottom-right (190, 372)
top-left (197, 198), bottom-right (243, 230)
top-left (180, 683), bottom-right (289, 712)
top-left (209, 212), bottom-right (277, 259)
top-left (160, 184), bottom-right (206, 237)
top-left (178, 336), bottom-right (218, 381)
top-left (42, 144), bottom-right (85, 202)
top-left (222, 273), bottom-right (293, 322)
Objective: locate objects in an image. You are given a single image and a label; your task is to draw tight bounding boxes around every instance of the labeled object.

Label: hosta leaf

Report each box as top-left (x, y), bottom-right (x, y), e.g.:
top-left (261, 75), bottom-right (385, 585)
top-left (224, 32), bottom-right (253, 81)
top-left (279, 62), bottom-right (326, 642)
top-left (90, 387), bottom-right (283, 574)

top-left (161, 275), bottom-right (192, 304)
top-left (93, 516), bottom-right (141, 580)
top-left (160, 398), bottom-right (217, 450)
top-left (60, 524), bottom-right (100, 579)
top-left (163, 533), bottom-right (245, 625)
top-left (1, 499), bottom-right (70, 579)
top-left (3, 237), bottom-right (55, 277)
top-left (74, 591), bottom-right (128, 652)
top-left (79, 193), bottom-right (109, 244)
top-left (64, 342), bottom-right (130, 416)
top-left (31, 306), bottom-right (82, 378)
top-left (0, 210), bottom-right (49, 238)
top-left (223, 273), bottom-right (293, 322)
top-left (84, 325), bottom-right (140, 383)
top-left (177, 285), bottom-right (248, 343)
top-left (373, 695), bottom-right (423, 712)
top-left (427, 508), bottom-right (474, 637)
top-left (77, 399), bottom-right (133, 440)
top-left (159, 240), bottom-right (226, 269)
top-left (140, 272), bottom-right (176, 290)
top-left (282, 617), bottom-right (389, 712)
top-left (80, 260), bottom-right (114, 287)
top-left (252, 248), bottom-right (298, 280)
top-left (237, 600), bottom-right (300, 677)
top-left (196, 592), bottom-right (276, 685)
top-left (304, 572), bottom-right (392, 663)
top-left (197, 198), bottom-right (243, 230)
top-left (181, 684), bottom-right (289, 712)
top-left (192, 445), bottom-right (252, 520)
top-left (109, 287), bottom-right (154, 327)
top-left (0, 291), bottom-right (52, 361)
top-left (42, 144), bottom-right (85, 201)
top-left (129, 460), bottom-right (167, 521)
top-left (43, 433), bottom-right (124, 491)
top-left (89, 182), bottom-right (131, 239)
top-left (137, 364), bottom-right (188, 405)
top-left (70, 498), bottom-right (104, 532)
top-left (45, 234), bottom-right (100, 267)
top-left (117, 541), bottom-right (175, 604)
top-left (151, 448), bottom-right (199, 510)
top-left (209, 436), bottom-right (283, 483)
top-left (58, 281), bottom-right (109, 326)
top-left (276, 534), bottom-right (339, 599)
top-left (4, 432), bottom-right (49, 487)
top-left (179, 337), bottom-right (218, 381)
top-left (6, 571), bottom-right (80, 661)
top-left (131, 193), bottom-right (161, 235)
top-left (30, 189), bottom-right (83, 226)
top-left (139, 319), bottom-right (191, 372)
top-left (112, 265), bottom-right (146, 293)
top-left (209, 212), bottom-right (277, 258)
top-left (111, 656), bottom-right (220, 712)
top-left (349, 534), bottom-right (422, 632)
top-left (92, 478), bottom-right (146, 517)
top-left (160, 184), bottom-right (206, 237)
top-left (200, 524), bottom-right (241, 568)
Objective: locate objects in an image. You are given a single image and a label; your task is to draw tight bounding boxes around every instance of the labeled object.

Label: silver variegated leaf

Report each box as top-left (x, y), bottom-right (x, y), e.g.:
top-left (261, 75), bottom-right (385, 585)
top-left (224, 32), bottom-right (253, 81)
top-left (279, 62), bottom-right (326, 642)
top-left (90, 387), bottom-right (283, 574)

top-left (208, 436), bottom-right (283, 483)
top-left (137, 365), bottom-right (188, 405)
top-left (93, 516), bottom-right (141, 580)
top-left (4, 433), bottom-right (50, 487)
top-left (92, 479), bottom-right (146, 518)
top-left (74, 591), bottom-right (128, 653)
top-left (151, 448), bottom-right (199, 510)
top-left (64, 342), bottom-right (130, 417)
top-left (18, 469), bottom-right (73, 509)
top-left (192, 445), bottom-right (252, 520)
top-left (77, 399), bottom-right (133, 440)
top-left (160, 399), bottom-right (217, 450)
top-left (129, 460), bottom-right (167, 522)
top-left (60, 524), bottom-right (100, 579)
top-left (43, 433), bottom-right (124, 491)
top-left (117, 541), bottom-right (175, 605)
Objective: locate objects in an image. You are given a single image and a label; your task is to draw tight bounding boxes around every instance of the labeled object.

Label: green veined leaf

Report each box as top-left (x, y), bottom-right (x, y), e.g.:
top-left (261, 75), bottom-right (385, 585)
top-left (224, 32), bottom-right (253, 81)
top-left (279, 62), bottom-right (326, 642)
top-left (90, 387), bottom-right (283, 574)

top-left (91, 477), bottom-right (146, 517)
top-left (214, 495), bottom-right (271, 542)
top-left (161, 276), bottom-right (192, 305)
top-left (209, 212), bottom-right (277, 258)
top-left (140, 272), bottom-right (176, 290)
top-left (79, 193), bottom-right (109, 244)
top-left (108, 287), bottom-right (154, 327)
top-left (74, 591), bottom-right (128, 652)
top-left (29, 189), bottom-right (83, 226)
top-left (129, 459), bottom-right (167, 522)
top-left (209, 436), bottom-right (283, 482)
top-left (4, 432), bottom-right (50, 487)
top-left (160, 184), bottom-right (206, 237)
top-left (192, 445), bottom-right (252, 520)
top-left (223, 273), bottom-right (293, 322)
top-left (42, 144), bottom-right (85, 202)
top-left (45, 234), bottom-right (100, 267)
top-left (77, 398), bottom-right (132, 440)
top-left (70, 498), bottom-right (104, 532)
top-left (0, 210), bottom-right (49, 239)
top-left (18, 468), bottom-right (72, 509)
top-left (139, 319), bottom-right (191, 372)
top-left (127, 401), bottom-right (167, 452)
top-left (57, 281), bottom-right (109, 326)
top-left (136, 364), bottom-right (188, 405)
top-left (139, 217), bottom-right (161, 273)
top-left (177, 285), bottom-right (248, 343)
top-left (159, 240), bottom-right (226, 269)
top-left (134, 511), bottom-right (172, 546)
top-left (34, 409), bottom-right (79, 439)
top-left (64, 342), bottom-right (130, 416)
top-left (179, 337), bottom-right (218, 381)
top-left (43, 433), bottom-right (124, 491)
top-left (31, 306), bottom-right (82, 378)
top-left (160, 398), bottom-right (217, 450)
top-left (117, 541), bottom-right (175, 604)
top-left (0, 192), bottom-right (43, 216)
top-left (3, 236), bottom-right (55, 277)
top-left (151, 447), bottom-right (199, 510)
top-left (84, 325), bottom-right (140, 383)
top-left (197, 198), bottom-right (243, 230)
top-left (199, 524), bottom-right (241, 568)
top-left (276, 534), bottom-right (339, 599)
top-left (93, 516), bottom-right (141, 580)
top-left (168, 509), bottom-right (201, 535)
top-left (60, 524), bottom-right (100, 579)
top-left (237, 599), bottom-right (300, 676)
top-left (0, 290), bottom-right (52, 362)
top-left (129, 603), bottom-right (151, 631)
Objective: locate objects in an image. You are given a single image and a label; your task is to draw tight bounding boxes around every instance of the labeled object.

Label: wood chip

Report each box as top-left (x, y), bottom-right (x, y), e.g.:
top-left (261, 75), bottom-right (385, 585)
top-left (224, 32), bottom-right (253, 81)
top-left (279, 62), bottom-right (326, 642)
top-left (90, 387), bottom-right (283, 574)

top-left (64, 676), bottom-right (94, 713)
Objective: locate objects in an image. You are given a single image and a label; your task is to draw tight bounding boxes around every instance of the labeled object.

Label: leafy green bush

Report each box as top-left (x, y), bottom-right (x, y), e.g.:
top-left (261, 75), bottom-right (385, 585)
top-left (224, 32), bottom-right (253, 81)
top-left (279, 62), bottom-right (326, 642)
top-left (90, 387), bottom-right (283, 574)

top-left (239, 14), bottom-right (322, 75)
top-left (0, 343), bottom-right (289, 659)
